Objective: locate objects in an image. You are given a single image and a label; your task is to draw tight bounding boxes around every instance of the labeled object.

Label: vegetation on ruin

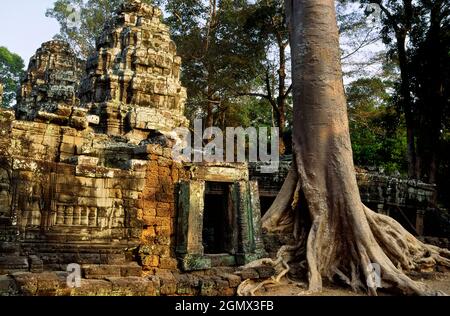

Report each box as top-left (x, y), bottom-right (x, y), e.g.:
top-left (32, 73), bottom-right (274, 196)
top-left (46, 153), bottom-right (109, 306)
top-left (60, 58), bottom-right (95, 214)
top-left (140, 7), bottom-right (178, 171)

top-left (0, 47), bottom-right (24, 108)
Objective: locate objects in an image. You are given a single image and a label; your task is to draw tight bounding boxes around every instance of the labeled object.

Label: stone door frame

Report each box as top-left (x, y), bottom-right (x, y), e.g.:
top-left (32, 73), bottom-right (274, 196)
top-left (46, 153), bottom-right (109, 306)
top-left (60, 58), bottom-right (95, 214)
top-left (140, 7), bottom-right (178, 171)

top-left (176, 164), bottom-right (265, 271)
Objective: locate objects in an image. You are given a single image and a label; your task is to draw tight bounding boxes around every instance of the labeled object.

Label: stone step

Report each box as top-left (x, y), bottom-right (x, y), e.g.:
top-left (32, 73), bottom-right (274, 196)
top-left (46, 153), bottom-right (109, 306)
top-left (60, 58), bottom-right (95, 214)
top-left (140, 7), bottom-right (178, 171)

top-left (82, 262), bottom-right (142, 279)
top-left (28, 255), bottom-right (44, 273)
top-left (0, 256), bottom-right (29, 274)
top-left (0, 242), bottom-right (21, 255)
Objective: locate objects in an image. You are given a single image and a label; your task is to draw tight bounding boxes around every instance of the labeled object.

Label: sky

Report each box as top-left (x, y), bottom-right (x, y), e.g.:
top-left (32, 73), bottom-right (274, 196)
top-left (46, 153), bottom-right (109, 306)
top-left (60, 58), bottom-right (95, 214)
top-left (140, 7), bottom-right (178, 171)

top-left (0, 0), bottom-right (59, 65)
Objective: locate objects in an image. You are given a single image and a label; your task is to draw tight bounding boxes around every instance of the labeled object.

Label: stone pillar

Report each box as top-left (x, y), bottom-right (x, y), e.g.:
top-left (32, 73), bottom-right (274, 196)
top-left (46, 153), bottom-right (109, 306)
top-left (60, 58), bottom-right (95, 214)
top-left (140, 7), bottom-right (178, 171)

top-left (56, 206), bottom-right (65, 225)
top-left (176, 180), bottom-right (211, 271)
top-left (249, 181), bottom-right (266, 257)
top-left (73, 206), bottom-right (81, 226)
top-left (89, 207), bottom-right (97, 227)
top-left (235, 181), bottom-right (267, 265)
top-left (416, 209), bottom-right (425, 236)
top-left (65, 206), bottom-right (74, 226)
top-left (80, 207), bottom-right (89, 226)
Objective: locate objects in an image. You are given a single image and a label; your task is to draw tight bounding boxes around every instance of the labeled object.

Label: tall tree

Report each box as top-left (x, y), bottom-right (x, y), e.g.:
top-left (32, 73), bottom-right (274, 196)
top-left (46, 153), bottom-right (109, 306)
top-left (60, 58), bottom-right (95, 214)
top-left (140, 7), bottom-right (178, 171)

top-left (347, 76), bottom-right (407, 174)
top-left (164, 0), bottom-right (266, 130)
top-left (242, 0), bottom-right (291, 154)
top-left (408, 0), bottom-right (450, 183)
top-left (352, 0), bottom-right (417, 179)
top-left (241, 0), bottom-right (387, 154)
top-left (0, 47), bottom-right (24, 108)
top-left (358, 0), bottom-right (450, 183)
top-left (239, 0), bottom-right (449, 296)
top-left (337, 0), bottom-right (384, 79)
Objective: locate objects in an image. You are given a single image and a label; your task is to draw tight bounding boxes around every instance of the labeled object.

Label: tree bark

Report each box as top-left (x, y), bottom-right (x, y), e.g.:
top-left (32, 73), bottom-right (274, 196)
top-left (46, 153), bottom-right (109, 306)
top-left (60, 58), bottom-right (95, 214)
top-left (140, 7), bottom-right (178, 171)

top-left (276, 38), bottom-right (288, 155)
top-left (239, 0), bottom-right (450, 296)
top-left (415, 0), bottom-right (445, 184)
top-left (396, 33), bottom-right (417, 179)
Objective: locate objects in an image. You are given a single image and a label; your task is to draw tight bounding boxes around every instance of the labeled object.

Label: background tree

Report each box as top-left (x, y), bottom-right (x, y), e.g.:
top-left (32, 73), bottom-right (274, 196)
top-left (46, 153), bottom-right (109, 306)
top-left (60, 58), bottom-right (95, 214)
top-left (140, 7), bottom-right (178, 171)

top-left (337, 0), bottom-right (385, 79)
top-left (163, 0), bottom-right (267, 131)
top-left (357, 0), bottom-right (450, 183)
top-left (347, 75), bottom-right (407, 174)
top-left (408, 0), bottom-right (450, 183)
top-left (0, 47), bottom-right (24, 108)
top-left (239, 0), bottom-right (450, 296)
top-left (241, 0), bottom-right (291, 154)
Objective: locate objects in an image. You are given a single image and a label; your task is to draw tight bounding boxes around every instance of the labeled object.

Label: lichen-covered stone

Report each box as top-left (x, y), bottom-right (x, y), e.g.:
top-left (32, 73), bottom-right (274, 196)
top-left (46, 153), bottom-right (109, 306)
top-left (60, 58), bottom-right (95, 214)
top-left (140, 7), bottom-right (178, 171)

top-left (79, 0), bottom-right (188, 138)
top-left (16, 40), bottom-right (84, 121)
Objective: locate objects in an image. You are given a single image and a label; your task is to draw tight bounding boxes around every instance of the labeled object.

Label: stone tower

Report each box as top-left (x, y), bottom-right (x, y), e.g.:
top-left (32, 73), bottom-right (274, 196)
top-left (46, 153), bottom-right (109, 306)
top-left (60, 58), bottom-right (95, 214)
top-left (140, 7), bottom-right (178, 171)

top-left (16, 40), bottom-right (84, 120)
top-left (80, 0), bottom-right (188, 138)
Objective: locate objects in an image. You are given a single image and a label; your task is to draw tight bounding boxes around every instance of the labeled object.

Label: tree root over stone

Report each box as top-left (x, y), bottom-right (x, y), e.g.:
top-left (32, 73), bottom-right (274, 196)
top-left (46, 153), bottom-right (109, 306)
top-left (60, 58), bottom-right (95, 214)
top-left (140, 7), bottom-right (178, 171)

top-left (238, 166), bottom-right (450, 297)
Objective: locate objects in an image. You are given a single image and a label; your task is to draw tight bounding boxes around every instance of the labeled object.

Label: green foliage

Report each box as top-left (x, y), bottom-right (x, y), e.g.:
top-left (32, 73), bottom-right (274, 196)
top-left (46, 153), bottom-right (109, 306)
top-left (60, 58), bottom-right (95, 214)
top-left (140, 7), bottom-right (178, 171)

top-left (46, 0), bottom-right (155, 59)
top-left (347, 77), bottom-right (407, 174)
top-left (353, 0), bottom-right (450, 184)
top-left (164, 0), bottom-right (267, 126)
top-left (221, 97), bottom-right (273, 129)
top-left (0, 47), bottom-right (25, 108)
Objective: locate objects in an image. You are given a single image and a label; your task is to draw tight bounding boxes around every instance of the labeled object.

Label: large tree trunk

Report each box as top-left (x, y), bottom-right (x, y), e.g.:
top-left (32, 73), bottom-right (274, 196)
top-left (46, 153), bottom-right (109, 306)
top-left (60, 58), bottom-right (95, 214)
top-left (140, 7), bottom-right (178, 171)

top-left (238, 0), bottom-right (449, 296)
top-left (276, 39), bottom-right (288, 155)
top-left (416, 0), bottom-right (445, 184)
top-left (396, 34), bottom-right (418, 179)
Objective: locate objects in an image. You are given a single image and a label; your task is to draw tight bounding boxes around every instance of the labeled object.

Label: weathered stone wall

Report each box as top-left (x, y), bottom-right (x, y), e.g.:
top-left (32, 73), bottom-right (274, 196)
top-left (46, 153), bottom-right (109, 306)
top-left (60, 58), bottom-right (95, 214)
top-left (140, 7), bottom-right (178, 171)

top-left (0, 266), bottom-right (265, 296)
top-left (80, 0), bottom-right (188, 138)
top-left (1, 1), bottom-right (194, 275)
top-left (16, 40), bottom-right (84, 121)
top-left (137, 144), bottom-right (187, 272)
top-left (0, 1), bottom-right (267, 294)
top-left (251, 159), bottom-right (441, 257)
top-left (0, 110), bottom-right (137, 269)
top-left (250, 159), bottom-right (437, 211)
top-left (0, 105), bottom-right (193, 273)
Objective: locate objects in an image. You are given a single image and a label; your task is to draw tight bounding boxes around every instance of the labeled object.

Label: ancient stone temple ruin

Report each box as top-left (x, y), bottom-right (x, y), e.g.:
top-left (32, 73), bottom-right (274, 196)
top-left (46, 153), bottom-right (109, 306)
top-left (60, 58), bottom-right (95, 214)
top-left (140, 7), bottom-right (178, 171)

top-left (0, 0), bottom-right (444, 296)
top-left (0, 0), bottom-right (265, 296)
top-left (79, 0), bottom-right (189, 139)
top-left (15, 40), bottom-right (85, 122)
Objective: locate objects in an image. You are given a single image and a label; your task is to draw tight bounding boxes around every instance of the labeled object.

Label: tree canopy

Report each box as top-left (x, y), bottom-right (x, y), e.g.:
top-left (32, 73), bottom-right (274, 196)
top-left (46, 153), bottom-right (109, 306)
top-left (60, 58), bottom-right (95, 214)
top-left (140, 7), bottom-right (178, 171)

top-left (0, 47), bottom-right (24, 108)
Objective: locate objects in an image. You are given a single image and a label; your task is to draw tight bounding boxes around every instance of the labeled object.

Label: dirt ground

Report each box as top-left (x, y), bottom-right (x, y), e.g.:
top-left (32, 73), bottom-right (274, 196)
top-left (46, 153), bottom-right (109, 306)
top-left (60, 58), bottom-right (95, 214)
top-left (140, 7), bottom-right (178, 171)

top-left (255, 271), bottom-right (450, 296)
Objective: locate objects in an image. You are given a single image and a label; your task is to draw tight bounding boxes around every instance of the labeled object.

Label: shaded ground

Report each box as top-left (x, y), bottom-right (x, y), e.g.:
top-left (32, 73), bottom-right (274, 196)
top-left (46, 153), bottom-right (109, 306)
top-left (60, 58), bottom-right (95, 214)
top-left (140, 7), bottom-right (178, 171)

top-left (256, 271), bottom-right (450, 296)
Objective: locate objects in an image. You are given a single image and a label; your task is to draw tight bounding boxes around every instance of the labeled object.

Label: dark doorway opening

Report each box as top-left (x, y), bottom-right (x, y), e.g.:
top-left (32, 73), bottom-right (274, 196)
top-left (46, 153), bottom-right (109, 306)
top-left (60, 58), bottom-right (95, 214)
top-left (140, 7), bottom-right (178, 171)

top-left (260, 196), bottom-right (276, 217)
top-left (203, 182), bottom-right (236, 254)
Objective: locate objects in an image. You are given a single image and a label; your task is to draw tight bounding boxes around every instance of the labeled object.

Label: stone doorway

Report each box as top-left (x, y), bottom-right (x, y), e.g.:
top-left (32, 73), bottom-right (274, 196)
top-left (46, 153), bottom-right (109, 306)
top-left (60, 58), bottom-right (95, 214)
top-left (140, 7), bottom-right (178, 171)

top-left (176, 163), bottom-right (266, 271)
top-left (203, 182), bottom-right (236, 255)
top-left (260, 196), bottom-right (276, 217)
